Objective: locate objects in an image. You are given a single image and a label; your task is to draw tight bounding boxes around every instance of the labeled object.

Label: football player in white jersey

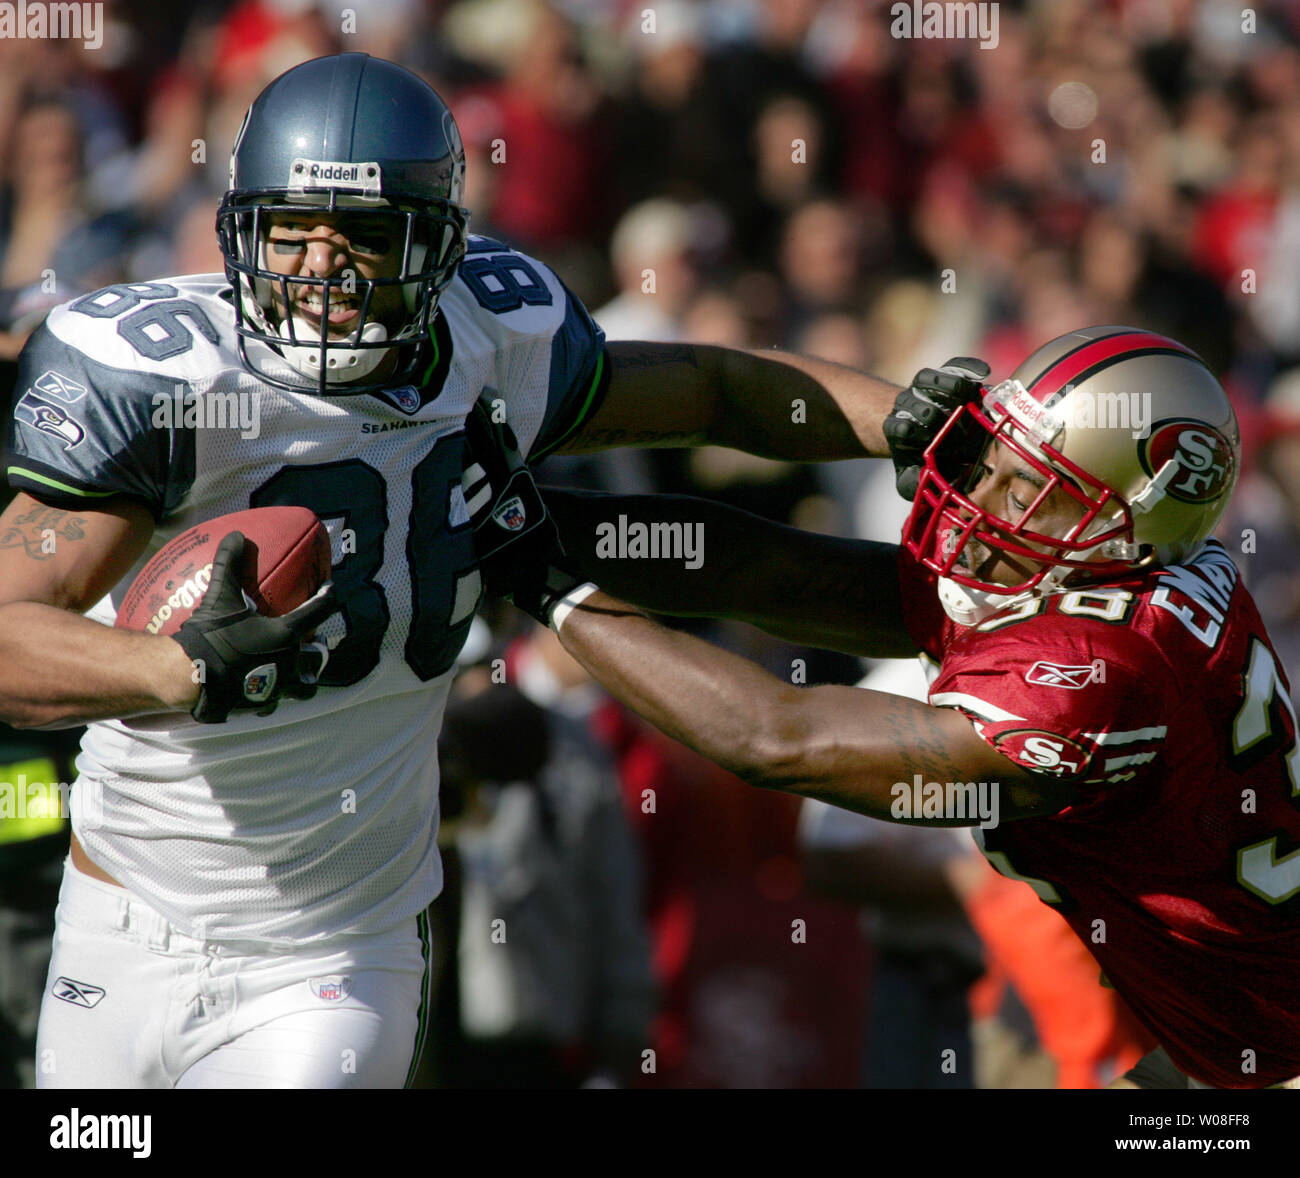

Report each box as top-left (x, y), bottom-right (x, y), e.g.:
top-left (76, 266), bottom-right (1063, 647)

top-left (0, 53), bottom-right (909, 1088)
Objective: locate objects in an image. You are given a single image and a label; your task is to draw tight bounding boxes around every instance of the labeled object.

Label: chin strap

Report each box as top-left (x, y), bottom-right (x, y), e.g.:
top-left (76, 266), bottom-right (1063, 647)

top-left (936, 540), bottom-right (1147, 627)
top-left (277, 318), bottom-right (391, 382)
top-left (936, 577), bottom-right (1025, 626)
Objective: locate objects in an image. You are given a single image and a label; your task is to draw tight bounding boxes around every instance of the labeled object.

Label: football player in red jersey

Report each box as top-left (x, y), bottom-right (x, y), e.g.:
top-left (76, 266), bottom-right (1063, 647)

top-left (480, 324), bottom-right (1300, 1090)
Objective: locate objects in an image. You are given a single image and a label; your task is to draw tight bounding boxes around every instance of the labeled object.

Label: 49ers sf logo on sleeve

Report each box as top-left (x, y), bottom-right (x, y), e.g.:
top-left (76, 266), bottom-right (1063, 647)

top-left (1140, 420), bottom-right (1235, 504)
top-left (993, 729), bottom-right (1092, 777)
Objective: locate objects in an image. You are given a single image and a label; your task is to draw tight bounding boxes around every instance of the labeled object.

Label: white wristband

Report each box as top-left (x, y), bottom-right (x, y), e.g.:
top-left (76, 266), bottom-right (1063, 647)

top-left (549, 582), bottom-right (600, 635)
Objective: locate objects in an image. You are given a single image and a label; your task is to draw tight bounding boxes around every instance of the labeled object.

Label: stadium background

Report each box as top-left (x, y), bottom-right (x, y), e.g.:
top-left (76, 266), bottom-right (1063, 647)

top-left (0, 0), bottom-right (1298, 1088)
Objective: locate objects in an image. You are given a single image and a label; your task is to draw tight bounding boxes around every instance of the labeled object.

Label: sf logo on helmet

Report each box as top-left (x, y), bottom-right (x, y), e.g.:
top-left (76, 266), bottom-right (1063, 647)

top-left (1141, 420), bottom-right (1235, 503)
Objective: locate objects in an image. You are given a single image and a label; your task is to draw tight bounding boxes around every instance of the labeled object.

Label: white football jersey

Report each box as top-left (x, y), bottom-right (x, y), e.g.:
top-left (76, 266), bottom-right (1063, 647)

top-left (5, 238), bottom-right (607, 944)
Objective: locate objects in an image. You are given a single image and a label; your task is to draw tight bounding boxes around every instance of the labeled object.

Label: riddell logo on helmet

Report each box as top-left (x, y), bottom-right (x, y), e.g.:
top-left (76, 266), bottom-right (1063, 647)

top-left (288, 158), bottom-right (382, 195)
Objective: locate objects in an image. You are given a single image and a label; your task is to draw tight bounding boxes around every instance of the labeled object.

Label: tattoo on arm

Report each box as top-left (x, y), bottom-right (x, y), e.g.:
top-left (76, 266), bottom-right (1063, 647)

top-left (891, 699), bottom-right (975, 786)
top-left (0, 507), bottom-right (88, 559)
top-left (884, 696), bottom-right (1075, 818)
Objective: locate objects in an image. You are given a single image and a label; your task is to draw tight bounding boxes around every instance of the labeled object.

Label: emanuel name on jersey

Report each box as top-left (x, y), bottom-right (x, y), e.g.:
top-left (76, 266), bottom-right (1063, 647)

top-left (4, 241), bottom-right (607, 944)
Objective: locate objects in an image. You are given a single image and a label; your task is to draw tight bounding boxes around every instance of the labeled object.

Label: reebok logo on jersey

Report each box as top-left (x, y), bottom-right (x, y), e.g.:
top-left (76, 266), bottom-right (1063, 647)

top-left (1025, 661), bottom-right (1098, 689)
top-left (32, 370), bottom-right (87, 404)
top-left (52, 977), bottom-right (106, 1008)
top-left (309, 975), bottom-right (353, 1001)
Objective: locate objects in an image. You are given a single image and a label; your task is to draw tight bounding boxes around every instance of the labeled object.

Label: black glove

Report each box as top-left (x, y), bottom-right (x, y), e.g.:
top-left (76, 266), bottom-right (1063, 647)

top-left (884, 357), bottom-right (990, 500)
top-left (172, 532), bottom-right (338, 723)
top-left (461, 395), bottom-right (585, 626)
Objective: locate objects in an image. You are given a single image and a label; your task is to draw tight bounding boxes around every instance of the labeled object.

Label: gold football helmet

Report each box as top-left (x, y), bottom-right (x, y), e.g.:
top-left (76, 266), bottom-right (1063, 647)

top-left (901, 326), bottom-right (1240, 625)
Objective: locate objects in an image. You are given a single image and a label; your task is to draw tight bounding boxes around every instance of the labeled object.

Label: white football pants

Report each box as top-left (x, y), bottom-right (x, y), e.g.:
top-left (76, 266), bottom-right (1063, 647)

top-left (35, 858), bottom-right (433, 1088)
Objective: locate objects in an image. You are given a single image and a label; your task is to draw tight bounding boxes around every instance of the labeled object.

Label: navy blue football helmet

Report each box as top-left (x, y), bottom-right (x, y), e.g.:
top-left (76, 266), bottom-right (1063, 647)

top-left (217, 53), bottom-right (469, 395)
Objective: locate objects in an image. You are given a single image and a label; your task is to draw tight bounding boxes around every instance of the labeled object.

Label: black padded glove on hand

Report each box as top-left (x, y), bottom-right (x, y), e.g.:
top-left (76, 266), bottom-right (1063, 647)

top-left (461, 395), bottom-right (584, 626)
top-left (172, 532), bottom-right (338, 723)
top-left (884, 357), bottom-right (991, 500)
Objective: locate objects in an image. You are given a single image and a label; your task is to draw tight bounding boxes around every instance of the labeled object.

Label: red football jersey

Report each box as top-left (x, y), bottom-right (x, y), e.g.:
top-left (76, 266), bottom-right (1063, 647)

top-left (899, 540), bottom-right (1300, 1088)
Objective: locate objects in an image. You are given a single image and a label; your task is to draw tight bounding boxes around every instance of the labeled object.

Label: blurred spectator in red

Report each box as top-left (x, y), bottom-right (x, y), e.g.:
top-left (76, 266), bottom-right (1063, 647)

top-left (470, 1), bottom-right (613, 258)
top-left (591, 697), bottom-right (869, 1088)
top-left (1192, 111), bottom-right (1281, 291)
top-left (808, 0), bottom-right (907, 209)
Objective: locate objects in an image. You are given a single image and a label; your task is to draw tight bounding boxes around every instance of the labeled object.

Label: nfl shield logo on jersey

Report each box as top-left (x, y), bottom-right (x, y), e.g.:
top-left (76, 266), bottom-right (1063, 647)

top-left (390, 385), bottom-right (422, 414)
top-left (309, 975), bottom-right (353, 1001)
top-left (493, 496), bottom-right (527, 532)
top-left (372, 384), bottom-right (423, 414)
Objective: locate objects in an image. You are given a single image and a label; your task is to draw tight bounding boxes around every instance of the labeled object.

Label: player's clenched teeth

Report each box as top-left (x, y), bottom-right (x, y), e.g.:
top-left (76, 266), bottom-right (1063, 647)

top-left (290, 292), bottom-right (363, 329)
top-left (298, 292), bottom-right (358, 313)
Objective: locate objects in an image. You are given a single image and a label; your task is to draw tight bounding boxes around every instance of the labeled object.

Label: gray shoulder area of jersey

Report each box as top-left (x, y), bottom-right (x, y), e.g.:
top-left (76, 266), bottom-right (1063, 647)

top-left (42, 274), bottom-right (240, 392)
top-left (438, 240), bottom-right (574, 350)
top-left (438, 239), bottom-right (604, 460)
top-left (8, 276), bottom-right (242, 516)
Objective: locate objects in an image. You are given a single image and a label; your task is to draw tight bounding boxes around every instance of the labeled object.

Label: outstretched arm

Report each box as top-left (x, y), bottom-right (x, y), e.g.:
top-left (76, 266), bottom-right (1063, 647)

top-left (552, 589), bottom-right (1075, 825)
top-left (545, 487), bottom-right (913, 658)
top-left (555, 341), bottom-right (901, 461)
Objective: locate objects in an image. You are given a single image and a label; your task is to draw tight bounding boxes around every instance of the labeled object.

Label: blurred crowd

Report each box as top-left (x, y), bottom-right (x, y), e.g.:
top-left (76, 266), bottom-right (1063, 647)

top-left (1, 0), bottom-right (1299, 1087)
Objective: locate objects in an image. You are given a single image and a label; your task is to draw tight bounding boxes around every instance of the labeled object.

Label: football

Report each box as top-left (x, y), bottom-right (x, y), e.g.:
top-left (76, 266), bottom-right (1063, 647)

top-left (115, 507), bottom-right (333, 636)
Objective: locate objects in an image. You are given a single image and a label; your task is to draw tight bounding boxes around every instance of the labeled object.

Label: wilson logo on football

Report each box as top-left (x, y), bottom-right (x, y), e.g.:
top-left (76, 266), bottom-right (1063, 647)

top-left (1140, 420), bottom-right (1235, 504)
top-left (145, 563), bottom-right (214, 634)
top-left (52, 977), bottom-right (106, 1008)
top-left (1024, 661), bottom-right (1100, 689)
